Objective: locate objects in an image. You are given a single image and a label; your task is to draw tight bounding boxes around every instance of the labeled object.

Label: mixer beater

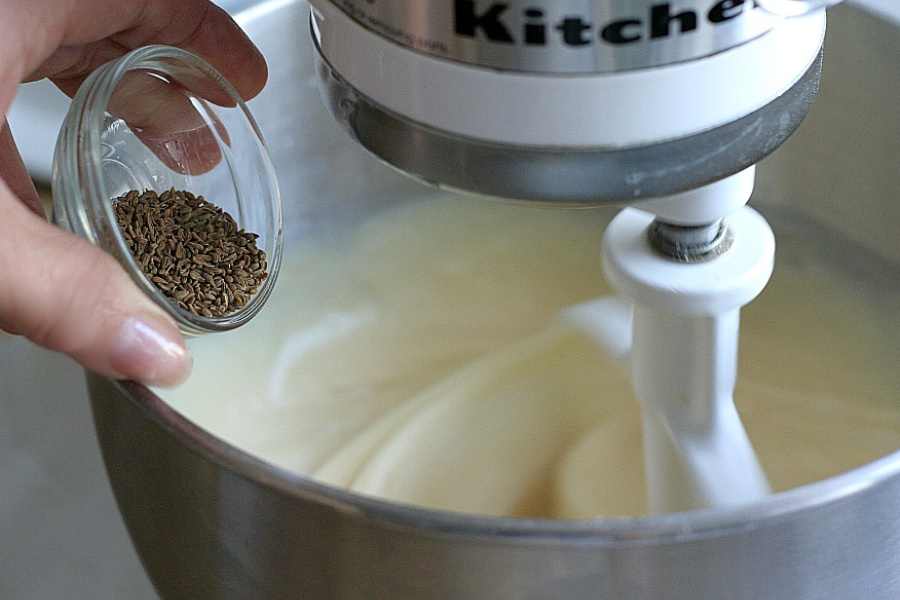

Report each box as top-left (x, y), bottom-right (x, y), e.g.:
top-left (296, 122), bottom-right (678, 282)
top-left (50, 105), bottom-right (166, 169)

top-left (308, 0), bottom-right (842, 511)
top-left (604, 168), bottom-right (773, 511)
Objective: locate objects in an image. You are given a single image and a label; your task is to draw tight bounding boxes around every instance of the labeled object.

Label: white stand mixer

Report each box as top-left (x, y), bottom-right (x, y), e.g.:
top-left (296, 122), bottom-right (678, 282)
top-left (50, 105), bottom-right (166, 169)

top-left (307, 0), bottom-right (841, 511)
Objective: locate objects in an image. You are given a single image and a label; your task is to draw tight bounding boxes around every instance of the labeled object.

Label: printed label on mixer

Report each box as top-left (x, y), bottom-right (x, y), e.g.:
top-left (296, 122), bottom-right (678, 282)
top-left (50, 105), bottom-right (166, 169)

top-left (329, 0), bottom-right (780, 74)
top-left (455, 0), bottom-right (749, 45)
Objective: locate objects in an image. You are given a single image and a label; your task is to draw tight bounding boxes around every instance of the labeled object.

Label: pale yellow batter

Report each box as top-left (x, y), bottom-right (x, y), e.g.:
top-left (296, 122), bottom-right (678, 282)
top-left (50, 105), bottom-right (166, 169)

top-left (160, 195), bottom-right (900, 518)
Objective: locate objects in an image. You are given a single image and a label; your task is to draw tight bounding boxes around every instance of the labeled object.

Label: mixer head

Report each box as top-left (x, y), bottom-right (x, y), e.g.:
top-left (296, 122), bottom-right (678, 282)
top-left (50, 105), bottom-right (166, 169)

top-left (308, 0), bottom-right (832, 206)
top-left (306, 0), bottom-right (844, 513)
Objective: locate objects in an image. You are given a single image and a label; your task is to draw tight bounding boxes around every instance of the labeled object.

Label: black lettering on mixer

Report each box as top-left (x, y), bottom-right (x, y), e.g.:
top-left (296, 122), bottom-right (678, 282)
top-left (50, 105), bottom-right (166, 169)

top-left (454, 0), bottom-right (514, 43)
top-left (524, 9), bottom-right (546, 44)
top-left (650, 4), bottom-right (699, 39)
top-left (557, 17), bottom-right (593, 46)
top-left (601, 19), bottom-right (642, 44)
top-left (455, 0), bottom-right (747, 46)
top-left (708, 0), bottom-right (747, 22)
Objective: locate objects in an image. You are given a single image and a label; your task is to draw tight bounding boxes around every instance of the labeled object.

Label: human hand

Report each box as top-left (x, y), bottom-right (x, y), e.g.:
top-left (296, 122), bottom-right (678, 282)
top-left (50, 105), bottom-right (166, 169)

top-left (0, 0), bottom-right (268, 386)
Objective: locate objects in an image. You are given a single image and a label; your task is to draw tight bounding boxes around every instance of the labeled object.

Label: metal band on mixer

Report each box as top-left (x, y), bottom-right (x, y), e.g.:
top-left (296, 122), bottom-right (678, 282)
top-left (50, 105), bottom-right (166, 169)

top-left (318, 0), bottom-right (786, 73)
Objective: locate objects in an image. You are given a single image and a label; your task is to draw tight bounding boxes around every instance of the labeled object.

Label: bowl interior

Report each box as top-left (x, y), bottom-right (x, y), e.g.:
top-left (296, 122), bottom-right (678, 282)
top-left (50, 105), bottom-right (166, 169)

top-left (144, 0), bottom-right (900, 521)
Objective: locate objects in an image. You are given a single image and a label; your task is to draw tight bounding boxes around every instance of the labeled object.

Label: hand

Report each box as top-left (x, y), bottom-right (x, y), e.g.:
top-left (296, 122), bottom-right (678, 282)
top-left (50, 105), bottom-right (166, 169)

top-left (0, 0), bottom-right (268, 386)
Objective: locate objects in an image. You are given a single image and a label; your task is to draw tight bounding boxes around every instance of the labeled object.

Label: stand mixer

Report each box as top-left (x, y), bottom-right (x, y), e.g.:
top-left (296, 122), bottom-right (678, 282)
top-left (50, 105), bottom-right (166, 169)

top-left (65, 2), bottom-right (900, 598)
top-left (307, 0), bottom-right (838, 512)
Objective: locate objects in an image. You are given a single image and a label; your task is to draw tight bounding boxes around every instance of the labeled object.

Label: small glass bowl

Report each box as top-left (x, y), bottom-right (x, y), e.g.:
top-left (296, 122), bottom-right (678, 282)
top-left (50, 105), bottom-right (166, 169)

top-left (52, 45), bottom-right (282, 335)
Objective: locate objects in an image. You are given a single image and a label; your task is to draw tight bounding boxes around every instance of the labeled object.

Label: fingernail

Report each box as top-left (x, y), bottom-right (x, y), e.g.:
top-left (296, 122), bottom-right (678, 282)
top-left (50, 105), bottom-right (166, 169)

top-left (110, 314), bottom-right (192, 387)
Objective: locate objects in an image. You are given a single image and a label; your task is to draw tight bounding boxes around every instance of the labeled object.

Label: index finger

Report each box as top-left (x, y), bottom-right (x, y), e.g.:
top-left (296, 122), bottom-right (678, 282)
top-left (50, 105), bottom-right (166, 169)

top-left (18, 0), bottom-right (267, 101)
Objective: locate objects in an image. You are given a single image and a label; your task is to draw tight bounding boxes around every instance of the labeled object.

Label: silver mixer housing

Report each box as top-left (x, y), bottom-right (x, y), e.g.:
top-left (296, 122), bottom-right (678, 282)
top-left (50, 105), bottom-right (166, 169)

top-left (319, 0), bottom-right (787, 73)
top-left (309, 0), bottom-right (826, 204)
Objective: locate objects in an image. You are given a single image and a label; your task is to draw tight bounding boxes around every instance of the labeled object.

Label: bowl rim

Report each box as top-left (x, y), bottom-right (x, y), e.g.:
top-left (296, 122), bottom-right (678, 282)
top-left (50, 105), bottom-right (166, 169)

top-left (110, 377), bottom-right (900, 546)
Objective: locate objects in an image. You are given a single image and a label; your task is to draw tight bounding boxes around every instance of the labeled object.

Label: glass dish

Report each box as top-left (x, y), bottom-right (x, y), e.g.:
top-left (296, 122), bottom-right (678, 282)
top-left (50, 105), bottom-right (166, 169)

top-left (52, 45), bottom-right (282, 335)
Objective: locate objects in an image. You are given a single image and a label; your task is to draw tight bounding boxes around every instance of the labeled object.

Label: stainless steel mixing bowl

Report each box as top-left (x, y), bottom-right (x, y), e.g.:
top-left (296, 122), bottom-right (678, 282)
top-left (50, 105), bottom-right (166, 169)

top-left (87, 2), bottom-right (900, 598)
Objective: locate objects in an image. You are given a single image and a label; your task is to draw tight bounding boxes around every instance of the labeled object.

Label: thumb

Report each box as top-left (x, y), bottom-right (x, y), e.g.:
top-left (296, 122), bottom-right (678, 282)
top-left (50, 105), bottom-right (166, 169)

top-left (0, 183), bottom-right (192, 387)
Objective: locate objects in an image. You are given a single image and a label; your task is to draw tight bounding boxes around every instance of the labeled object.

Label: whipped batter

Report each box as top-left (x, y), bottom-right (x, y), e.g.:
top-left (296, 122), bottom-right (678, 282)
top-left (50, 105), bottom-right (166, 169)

top-left (160, 195), bottom-right (900, 518)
